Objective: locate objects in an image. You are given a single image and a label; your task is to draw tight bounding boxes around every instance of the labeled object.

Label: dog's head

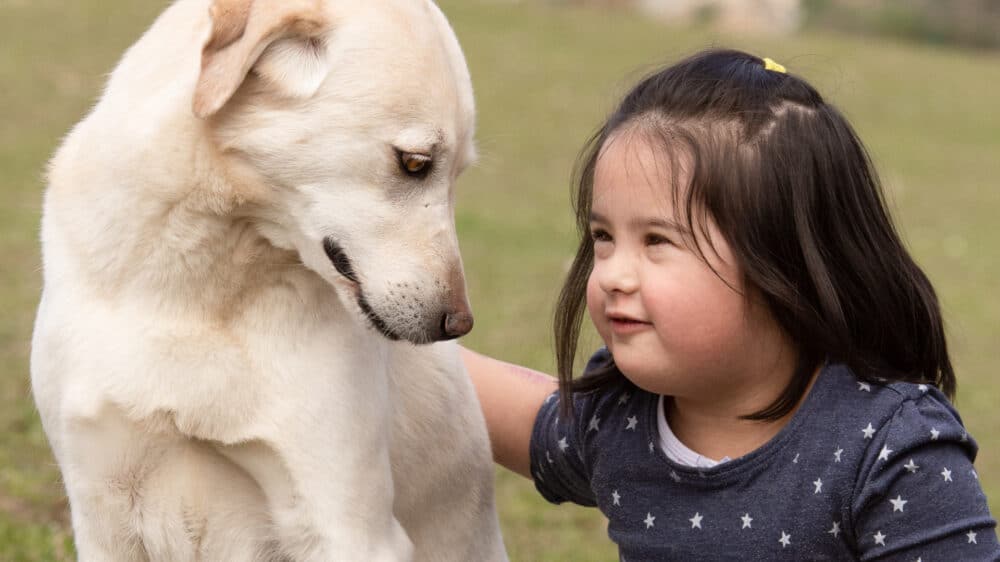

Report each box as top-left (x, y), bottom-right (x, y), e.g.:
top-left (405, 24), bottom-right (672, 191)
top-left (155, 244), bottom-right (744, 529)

top-left (195, 0), bottom-right (477, 344)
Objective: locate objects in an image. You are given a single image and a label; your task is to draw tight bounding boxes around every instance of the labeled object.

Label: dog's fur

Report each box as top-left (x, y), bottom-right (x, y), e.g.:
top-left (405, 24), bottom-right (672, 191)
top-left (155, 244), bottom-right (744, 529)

top-left (30, 0), bottom-right (507, 560)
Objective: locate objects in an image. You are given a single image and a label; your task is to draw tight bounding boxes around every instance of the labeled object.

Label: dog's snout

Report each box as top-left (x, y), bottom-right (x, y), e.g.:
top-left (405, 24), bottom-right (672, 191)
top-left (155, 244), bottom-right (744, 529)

top-left (441, 311), bottom-right (473, 339)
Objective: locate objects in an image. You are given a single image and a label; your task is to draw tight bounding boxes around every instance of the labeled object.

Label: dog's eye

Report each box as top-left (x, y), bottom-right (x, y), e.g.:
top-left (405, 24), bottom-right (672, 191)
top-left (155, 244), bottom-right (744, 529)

top-left (398, 151), bottom-right (432, 178)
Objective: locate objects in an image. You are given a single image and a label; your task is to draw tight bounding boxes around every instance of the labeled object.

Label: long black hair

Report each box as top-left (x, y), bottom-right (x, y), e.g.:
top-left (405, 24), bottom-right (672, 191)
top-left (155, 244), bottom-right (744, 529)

top-left (554, 48), bottom-right (954, 420)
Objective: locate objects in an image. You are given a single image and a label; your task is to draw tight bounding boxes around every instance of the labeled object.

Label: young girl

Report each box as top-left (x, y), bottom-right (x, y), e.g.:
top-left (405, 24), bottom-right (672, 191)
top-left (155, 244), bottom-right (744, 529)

top-left (462, 49), bottom-right (999, 560)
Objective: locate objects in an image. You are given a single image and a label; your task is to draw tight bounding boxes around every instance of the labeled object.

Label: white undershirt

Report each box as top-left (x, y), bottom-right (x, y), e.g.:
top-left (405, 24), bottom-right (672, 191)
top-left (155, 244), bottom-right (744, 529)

top-left (657, 395), bottom-right (730, 468)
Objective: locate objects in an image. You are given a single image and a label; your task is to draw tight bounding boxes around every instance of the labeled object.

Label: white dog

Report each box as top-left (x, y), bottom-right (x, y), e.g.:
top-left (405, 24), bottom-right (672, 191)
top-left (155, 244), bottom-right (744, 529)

top-left (30, 0), bottom-right (507, 560)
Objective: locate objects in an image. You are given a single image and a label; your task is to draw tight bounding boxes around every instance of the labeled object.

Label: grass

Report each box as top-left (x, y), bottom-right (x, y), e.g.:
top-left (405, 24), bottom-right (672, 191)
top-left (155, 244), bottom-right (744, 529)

top-left (1, 0), bottom-right (998, 559)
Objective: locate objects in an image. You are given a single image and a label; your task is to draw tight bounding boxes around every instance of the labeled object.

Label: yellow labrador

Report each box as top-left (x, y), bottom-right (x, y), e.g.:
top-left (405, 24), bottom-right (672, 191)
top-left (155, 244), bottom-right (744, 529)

top-left (31, 0), bottom-right (506, 560)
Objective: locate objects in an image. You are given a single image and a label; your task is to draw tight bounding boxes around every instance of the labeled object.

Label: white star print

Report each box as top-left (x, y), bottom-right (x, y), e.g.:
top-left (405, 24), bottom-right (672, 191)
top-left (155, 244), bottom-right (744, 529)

top-left (648, 441), bottom-right (654, 453)
top-left (588, 415), bottom-right (600, 432)
top-left (644, 512), bottom-right (655, 529)
top-left (779, 531), bottom-right (791, 547)
top-left (930, 427), bottom-right (940, 440)
top-left (858, 381), bottom-right (872, 392)
top-left (889, 495), bottom-right (907, 512)
top-left (793, 453), bottom-right (800, 464)
top-left (813, 478), bottom-right (823, 494)
top-left (546, 450), bottom-right (554, 464)
top-left (972, 469), bottom-right (979, 480)
top-left (941, 467), bottom-right (953, 482)
top-left (874, 531), bottom-right (886, 546)
top-left (612, 490), bottom-right (621, 506)
top-left (670, 470), bottom-right (681, 482)
top-left (689, 512), bottom-right (703, 529)
top-left (961, 432), bottom-right (969, 442)
top-left (618, 392), bottom-right (631, 405)
top-left (862, 423), bottom-right (876, 439)
top-left (545, 394), bottom-right (556, 403)
top-left (834, 448), bottom-right (843, 462)
top-left (828, 521), bottom-right (841, 538)
top-left (558, 437), bottom-right (569, 452)
top-left (918, 384), bottom-right (929, 392)
top-left (968, 530), bottom-right (978, 544)
top-left (904, 458), bottom-right (919, 473)
top-left (878, 445), bottom-right (893, 461)
top-left (625, 416), bottom-right (638, 431)
top-left (741, 513), bottom-right (752, 529)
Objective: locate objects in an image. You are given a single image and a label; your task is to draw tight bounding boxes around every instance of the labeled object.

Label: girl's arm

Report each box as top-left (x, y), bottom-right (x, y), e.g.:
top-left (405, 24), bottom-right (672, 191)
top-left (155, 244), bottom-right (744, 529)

top-left (460, 347), bottom-right (558, 478)
top-left (852, 394), bottom-right (1000, 558)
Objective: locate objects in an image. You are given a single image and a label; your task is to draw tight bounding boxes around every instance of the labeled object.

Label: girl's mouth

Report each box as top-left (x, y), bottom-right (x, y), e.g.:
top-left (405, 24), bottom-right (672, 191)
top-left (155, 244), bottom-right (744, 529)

top-left (608, 315), bottom-right (652, 335)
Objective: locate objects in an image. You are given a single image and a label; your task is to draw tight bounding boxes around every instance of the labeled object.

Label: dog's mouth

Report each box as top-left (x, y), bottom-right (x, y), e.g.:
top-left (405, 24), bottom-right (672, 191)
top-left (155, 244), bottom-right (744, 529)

top-left (322, 237), bottom-right (403, 341)
top-left (322, 238), bottom-right (359, 285)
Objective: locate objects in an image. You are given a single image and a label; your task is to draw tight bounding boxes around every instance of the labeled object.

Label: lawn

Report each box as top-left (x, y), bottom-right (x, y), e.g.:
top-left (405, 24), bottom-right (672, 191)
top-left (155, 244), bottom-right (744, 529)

top-left (1, 0), bottom-right (997, 560)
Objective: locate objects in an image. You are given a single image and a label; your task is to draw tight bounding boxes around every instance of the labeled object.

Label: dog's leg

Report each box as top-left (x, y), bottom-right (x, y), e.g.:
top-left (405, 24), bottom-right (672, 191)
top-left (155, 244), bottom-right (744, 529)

top-left (222, 437), bottom-right (412, 562)
top-left (56, 404), bottom-right (282, 562)
top-left (389, 342), bottom-right (509, 562)
top-left (68, 512), bottom-right (147, 562)
top-left (65, 491), bottom-right (149, 562)
top-left (57, 408), bottom-right (176, 562)
top-left (217, 366), bottom-right (414, 562)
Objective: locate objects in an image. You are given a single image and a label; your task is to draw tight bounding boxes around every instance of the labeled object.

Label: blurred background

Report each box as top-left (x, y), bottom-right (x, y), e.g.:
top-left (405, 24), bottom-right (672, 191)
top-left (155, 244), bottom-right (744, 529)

top-left (1, 0), bottom-right (997, 559)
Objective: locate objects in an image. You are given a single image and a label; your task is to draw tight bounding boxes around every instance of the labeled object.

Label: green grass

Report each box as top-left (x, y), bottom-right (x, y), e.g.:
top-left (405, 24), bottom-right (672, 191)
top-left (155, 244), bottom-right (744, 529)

top-left (0, 514), bottom-right (74, 562)
top-left (2, 0), bottom-right (998, 559)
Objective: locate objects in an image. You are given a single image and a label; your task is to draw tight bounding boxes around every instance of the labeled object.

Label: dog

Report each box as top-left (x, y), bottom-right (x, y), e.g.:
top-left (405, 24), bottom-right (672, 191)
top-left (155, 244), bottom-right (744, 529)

top-left (30, 0), bottom-right (507, 560)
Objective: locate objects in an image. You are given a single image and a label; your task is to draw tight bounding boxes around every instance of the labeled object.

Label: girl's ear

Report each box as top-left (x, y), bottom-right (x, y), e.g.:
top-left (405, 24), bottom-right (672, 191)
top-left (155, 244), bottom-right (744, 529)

top-left (193, 0), bottom-right (331, 118)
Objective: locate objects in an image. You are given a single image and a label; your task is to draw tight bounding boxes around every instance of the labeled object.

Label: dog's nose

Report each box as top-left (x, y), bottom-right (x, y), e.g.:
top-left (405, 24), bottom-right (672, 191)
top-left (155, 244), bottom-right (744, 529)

top-left (442, 311), bottom-right (474, 339)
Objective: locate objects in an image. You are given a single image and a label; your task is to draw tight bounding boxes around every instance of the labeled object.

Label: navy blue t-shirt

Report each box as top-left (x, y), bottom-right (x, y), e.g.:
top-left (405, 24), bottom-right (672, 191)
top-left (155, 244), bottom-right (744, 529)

top-left (530, 350), bottom-right (1000, 560)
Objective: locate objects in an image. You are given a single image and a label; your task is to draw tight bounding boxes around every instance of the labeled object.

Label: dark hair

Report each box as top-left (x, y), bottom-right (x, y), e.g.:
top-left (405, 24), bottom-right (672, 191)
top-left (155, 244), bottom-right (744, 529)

top-left (554, 48), bottom-right (954, 420)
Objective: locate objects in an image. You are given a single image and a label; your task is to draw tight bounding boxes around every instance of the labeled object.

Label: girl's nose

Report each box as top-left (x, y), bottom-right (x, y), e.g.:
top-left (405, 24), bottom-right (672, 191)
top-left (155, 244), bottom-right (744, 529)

top-left (596, 251), bottom-right (639, 295)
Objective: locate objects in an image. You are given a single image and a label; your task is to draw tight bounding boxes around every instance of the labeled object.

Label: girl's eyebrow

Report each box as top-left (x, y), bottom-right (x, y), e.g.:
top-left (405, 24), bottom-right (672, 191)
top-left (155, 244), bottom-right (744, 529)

top-left (589, 211), bottom-right (690, 233)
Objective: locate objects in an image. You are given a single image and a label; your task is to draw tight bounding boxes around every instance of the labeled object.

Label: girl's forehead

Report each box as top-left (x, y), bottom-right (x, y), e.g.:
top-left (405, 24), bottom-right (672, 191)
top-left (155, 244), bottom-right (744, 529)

top-left (593, 131), bottom-right (691, 202)
top-left (598, 128), bottom-right (690, 174)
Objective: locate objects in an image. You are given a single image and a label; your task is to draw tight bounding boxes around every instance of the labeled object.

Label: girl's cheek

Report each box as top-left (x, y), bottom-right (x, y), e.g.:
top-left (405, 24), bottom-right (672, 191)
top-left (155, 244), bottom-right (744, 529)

top-left (586, 274), bottom-right (611, 344)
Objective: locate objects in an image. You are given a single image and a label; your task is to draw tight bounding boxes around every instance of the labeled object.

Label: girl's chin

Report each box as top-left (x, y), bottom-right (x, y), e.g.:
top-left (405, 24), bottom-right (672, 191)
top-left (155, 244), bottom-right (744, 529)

top-left (608, 347), bottom-right (657, 374)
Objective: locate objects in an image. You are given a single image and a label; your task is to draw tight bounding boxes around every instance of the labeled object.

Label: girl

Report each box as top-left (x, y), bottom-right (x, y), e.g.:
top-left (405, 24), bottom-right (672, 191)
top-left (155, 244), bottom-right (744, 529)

top-left (462, 49), bottom-right (999, 560)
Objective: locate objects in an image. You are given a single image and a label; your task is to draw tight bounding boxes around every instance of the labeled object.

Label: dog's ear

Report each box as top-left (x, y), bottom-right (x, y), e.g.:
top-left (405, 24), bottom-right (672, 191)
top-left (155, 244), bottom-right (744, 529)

top-left (193, 0), bottom-right (330, 118)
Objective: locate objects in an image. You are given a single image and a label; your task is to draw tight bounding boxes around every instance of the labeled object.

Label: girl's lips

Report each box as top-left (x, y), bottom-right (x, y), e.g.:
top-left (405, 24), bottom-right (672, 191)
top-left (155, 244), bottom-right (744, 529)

top-left (608, 317), bottom-right (652, 335)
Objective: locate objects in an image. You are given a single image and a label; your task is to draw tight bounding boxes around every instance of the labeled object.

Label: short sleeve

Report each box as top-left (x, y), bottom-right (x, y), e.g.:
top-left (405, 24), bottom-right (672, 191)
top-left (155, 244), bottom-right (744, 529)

top-left (851, 389), bottom-right (1000, 560)
top-left (528, 350), bottom-right (613, 507)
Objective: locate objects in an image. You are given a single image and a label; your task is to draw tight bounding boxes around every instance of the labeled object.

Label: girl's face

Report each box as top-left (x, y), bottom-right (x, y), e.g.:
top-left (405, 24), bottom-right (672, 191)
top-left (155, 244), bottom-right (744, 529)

top-left (585, 132), bottom-right (792, 401)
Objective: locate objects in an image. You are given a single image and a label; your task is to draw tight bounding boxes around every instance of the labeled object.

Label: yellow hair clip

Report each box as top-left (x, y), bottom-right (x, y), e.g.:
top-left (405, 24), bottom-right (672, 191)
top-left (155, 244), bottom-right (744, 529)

top-left (763, 57), bottom-right (786, 74)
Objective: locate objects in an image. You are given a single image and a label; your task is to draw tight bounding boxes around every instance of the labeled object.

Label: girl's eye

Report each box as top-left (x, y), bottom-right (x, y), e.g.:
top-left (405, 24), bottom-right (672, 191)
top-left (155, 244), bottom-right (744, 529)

top-left (644, 233), bottom-right (672, 246)
top-left (590, 229), bottom-right (612, 243)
